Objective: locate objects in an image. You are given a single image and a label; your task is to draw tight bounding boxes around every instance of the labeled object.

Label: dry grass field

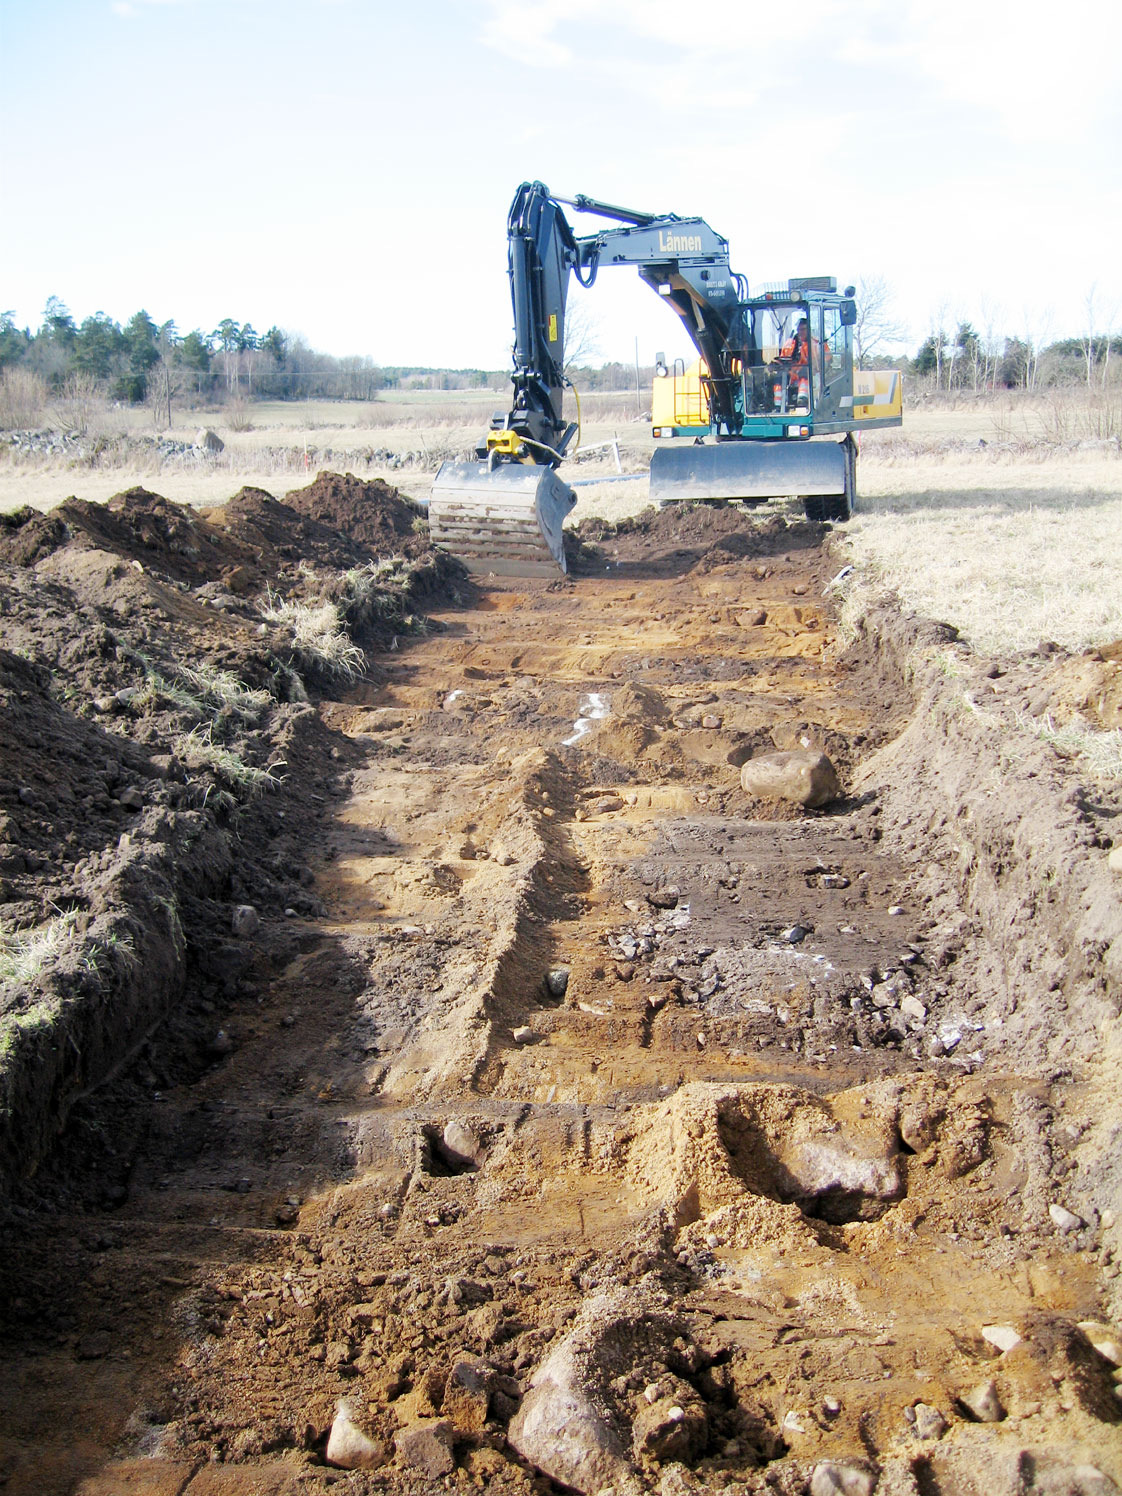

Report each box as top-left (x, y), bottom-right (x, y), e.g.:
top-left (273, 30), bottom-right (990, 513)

top-left (2, 387), bottom-right (1120, 664)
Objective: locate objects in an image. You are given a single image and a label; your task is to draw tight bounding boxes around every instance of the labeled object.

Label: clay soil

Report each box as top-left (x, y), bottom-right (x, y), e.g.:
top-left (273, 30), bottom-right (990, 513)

top-left (1, 479), bottom-right (1121, 1496)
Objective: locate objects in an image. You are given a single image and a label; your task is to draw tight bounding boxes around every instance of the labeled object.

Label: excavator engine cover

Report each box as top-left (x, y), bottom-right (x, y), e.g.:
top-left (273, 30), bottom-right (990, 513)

top-left (650, 439), bottom-right (849, 506)
top-left (429, 460), bottom-right (577, 577)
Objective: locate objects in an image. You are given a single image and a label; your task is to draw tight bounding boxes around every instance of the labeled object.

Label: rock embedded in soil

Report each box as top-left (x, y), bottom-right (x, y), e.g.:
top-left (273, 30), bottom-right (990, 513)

top-left (632, 1387), bottom-right (708, 1464)
top-left (231, 904), bottom-right (260, 938)
top-left (326, 1404), bottom-right (386, 1469)
top-left (740, 749), bottom-right (842, 808)
top-left (910, 1403), bottom-right (948, 1440)
top-left (1049, 1202), bottom-right (1085, 1233)
top-left (960, 1379), bottom-right (1005, 1422)
top-left (810, 1462), bottom-right (878, 1496)
top-left (982, 1325), bottom-right (1023, 1354)
top-left (394, 1419), bottom-right (455, 1478)
top-left (443, 1356), bottom-right (492, 1431)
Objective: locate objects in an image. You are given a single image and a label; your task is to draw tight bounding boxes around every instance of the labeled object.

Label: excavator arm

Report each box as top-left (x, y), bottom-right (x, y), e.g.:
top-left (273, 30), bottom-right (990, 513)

top-left (494, 182), bottom-right (747, 461)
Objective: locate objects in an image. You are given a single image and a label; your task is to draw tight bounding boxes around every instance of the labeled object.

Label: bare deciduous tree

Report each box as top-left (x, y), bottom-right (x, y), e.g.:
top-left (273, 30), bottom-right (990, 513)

top-left (563, 300), bottom-right (602, 374)
top-left (853, 275), bottom-right (905, 369)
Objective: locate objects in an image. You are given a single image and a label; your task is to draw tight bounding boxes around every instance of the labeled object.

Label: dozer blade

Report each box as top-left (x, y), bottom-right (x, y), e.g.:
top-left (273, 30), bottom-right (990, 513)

top-left (649, 439), bottom-right (847, 505)
top-left (429, 461), bottom-right (577, 577)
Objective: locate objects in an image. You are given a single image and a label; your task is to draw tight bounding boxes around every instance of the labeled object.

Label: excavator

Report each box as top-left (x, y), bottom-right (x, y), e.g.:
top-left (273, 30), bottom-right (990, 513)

top-left (429, 181), bottom-right (902, 576)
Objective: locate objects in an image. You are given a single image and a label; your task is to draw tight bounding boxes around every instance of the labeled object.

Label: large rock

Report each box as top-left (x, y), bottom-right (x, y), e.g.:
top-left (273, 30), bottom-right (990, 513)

top-left (740, 750), bottom-right (842, 808)
top-left (508, 1344), bottom-right (629, 1494)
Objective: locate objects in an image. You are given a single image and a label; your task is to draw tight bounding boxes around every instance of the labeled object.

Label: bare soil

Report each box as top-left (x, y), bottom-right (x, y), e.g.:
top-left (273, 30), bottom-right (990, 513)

top-left (1, 479), bottom-right (1120, 1496)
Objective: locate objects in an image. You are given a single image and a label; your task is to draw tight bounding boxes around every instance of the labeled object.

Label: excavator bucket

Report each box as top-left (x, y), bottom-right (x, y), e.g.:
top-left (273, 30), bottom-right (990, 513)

top-left (428, 460), bottom-right (578, 577)
top-left (649, 439), bottom-right (849, 507)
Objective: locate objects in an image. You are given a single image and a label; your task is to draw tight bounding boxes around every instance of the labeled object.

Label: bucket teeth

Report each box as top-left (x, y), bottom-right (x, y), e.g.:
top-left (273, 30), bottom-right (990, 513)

top-left (429, 461), bottom-right (577, 577)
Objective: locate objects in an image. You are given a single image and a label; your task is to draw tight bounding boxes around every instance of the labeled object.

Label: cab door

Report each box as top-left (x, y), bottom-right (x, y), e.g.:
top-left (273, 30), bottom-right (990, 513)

top-left (813, 304), bottom-right (851, 423)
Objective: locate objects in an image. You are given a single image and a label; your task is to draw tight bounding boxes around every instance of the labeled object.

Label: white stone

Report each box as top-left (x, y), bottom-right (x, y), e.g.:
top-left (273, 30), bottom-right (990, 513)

top-left (1049, 1202), bottom-right (1084, 1232)
top-left (231, 904), bottom-right (260, 938)
top-left (981, 1324), bottom-right (1022, 1353)
top-left (1108, 845), bottom-right (1122, 873)
top-left (900, 995), bottom-right (928, 1022)
top-left (326, 1405), bottom-right (386, 1469)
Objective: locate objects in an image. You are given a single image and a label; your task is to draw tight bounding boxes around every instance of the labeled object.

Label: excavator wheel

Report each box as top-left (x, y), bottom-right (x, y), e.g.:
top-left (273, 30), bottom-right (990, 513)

top-left (803, 435), bottom-right (857, 524)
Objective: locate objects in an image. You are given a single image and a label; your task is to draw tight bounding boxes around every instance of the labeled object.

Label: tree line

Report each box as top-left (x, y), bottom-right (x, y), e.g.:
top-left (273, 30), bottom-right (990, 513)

top-left (0, 298), bottom-right (393, 408)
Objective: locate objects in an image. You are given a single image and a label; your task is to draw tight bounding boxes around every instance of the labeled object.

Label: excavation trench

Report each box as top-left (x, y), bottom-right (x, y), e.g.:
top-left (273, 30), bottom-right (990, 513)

top-left (1, 498), bottom-right (1120, 1495)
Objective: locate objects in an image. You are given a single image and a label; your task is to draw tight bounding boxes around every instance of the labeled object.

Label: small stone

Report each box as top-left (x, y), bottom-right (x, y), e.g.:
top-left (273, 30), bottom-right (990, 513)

top-left (737, 608), bottom-right (767, 627)
top-left (1108, 845), bottom-right (1122, 874)
top-left (900, 995), bottom-right (927, 1022)
top-left (888, 904), bottom-right (905, 916)
top-left (546, 968), bottom-right (570, 998)
top-left (740, 750), bottom-right (842, 809)
top-left (326, 1404), bottom-right (386, 1469)
top-left (781, 924), bottom-right (808, 944)
top-left (117, 786), bottom-right (144, 809)
top-left (614, 962), bottom-right (635, 982)
top-left (512, 1026), bottom-right (535, 1045)
top-left (647, 887), bottom-right (680, 910)
top-left (701, 714), bottom-right (721, 729)
top-left (809, 1462), bottom-right (877, 1496)
top-left (231, 904), bottom-right (260, 938)
top-left (911, 1403), bottom-right (947, 1439)
top-left (982, 1324), bottom-right (1022, 1354)
top-left (1049, 1202), bottom-right (1085, 1233)
top-left (394, 1419), bottom-right (455, 1478)
top-left (959, 1379), bottom-right (1004, 1422)
top-left (591, 794), bottom-right (624, 813)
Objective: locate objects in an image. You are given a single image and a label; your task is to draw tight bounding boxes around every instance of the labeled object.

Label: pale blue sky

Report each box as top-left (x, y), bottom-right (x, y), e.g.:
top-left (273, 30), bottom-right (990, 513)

top-left (2, 0), bottom-right (1119, 368)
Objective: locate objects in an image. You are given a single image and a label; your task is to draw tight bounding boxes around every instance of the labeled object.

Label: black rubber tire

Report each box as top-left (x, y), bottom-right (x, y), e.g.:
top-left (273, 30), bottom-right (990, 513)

top-left (803, 437), bottom-right (857, 524)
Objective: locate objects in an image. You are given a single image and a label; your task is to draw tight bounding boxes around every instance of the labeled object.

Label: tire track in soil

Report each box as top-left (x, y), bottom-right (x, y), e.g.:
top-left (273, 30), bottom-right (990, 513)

top-left (1, 514), bottom-right (1119, 1495)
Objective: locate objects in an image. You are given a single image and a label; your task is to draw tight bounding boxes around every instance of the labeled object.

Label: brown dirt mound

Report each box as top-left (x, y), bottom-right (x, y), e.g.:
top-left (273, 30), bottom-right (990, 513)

top-left (284, 471), bottom-right (422, 551)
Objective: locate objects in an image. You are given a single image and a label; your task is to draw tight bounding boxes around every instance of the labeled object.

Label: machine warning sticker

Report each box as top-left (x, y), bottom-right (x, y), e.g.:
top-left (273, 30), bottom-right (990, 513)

top-left (548, 314), bottom-right (558, 342)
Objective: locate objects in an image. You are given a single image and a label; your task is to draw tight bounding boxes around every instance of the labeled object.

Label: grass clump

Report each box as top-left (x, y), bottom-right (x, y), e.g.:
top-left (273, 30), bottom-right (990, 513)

top-left (174, 723), bottom-right (285, 803)
top-left (0, 910), bottom-right (79, 986)
top-left (135, 657), bottom-right (274, 722)
top-left (261, 589), bottom-right (366, 682)
top-left (1018, 713), bottom-right (1122, 780)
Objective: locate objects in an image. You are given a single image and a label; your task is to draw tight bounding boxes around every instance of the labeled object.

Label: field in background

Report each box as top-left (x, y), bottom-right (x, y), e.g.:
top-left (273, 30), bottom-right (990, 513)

top-left (2, 389), bottom-right (1120, 660)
